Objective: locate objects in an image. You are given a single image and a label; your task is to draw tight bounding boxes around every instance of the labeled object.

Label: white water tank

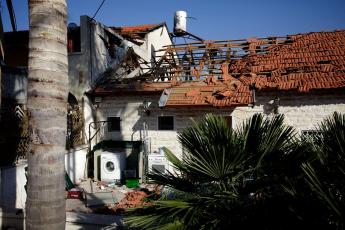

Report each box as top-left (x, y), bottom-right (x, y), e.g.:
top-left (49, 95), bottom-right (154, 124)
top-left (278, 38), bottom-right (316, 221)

top-left (174, 10), bottom-right (187, 33)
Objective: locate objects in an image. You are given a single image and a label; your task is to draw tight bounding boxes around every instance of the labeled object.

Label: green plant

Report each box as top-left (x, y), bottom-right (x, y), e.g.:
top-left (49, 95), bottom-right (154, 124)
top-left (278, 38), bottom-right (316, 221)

top-left (302, 112), bottom-right (345, 228)
top-left (126, 114), bottom-right (306, 229)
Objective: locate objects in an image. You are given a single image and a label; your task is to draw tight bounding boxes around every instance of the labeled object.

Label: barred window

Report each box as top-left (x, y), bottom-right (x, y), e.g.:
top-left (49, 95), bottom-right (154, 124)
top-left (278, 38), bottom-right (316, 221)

top-left (158, 116), bottom-right (174, 130)
top-left (108, 117), bottom-right (121, 132)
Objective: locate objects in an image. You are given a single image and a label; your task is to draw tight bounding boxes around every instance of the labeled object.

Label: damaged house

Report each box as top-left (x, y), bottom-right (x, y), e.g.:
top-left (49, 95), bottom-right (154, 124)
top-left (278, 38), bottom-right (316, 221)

top-left (66, 16), bottom-right (173, 183)
top-left (1, 13), bottom-right (345, 210)
top-left (0, 15), bottom-right (173, 210)
top-left (87, 29), bottom-right (345, 181)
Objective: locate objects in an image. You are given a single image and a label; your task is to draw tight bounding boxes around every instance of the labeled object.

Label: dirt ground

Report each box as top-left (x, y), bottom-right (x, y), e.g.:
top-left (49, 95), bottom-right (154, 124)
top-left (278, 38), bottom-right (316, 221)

top-left (66, 181), bottom-right (162, 215)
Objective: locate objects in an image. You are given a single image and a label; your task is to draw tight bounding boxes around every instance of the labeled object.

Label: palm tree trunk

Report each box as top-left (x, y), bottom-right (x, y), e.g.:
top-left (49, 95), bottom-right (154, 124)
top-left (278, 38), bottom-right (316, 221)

top-left (26, 0), bottom-right (68, 229)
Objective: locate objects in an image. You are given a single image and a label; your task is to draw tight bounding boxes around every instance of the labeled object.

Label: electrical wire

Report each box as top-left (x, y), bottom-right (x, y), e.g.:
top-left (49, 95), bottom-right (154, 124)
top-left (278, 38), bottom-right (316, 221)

top-left (6, 0), bottom-right (17, 31)
top-left (91, 0), bottom-right (106, 20)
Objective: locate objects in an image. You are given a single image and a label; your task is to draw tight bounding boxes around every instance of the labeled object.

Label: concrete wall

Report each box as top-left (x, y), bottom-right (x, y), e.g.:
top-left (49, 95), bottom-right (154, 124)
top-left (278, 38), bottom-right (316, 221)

top-left (1, 68), bottom-right (27, 104)
top-left (68, 15), bottom-right (115, 98)
top-left (68, 17), bottom-right (173, 150)
top-left (0, 148), bottom-right (88, 210)
top-left (94, 92), bottom-right (345, 158)
top-left (120, 24), bottom-right (172, 75)
top-left (146, 25), bottom-right (173, 64)
top-left (0, 162), bottom-right (27, 212)
top-left (65, 146), bottom-right (88, 184)
top-left (68, 16), bottom-right (92, 101)
top-left (68, 15), bottom-right (113, 154)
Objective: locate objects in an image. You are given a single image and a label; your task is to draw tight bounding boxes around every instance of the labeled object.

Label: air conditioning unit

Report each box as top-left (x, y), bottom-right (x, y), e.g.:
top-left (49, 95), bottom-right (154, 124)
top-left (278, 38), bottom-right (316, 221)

top-left (94, 151), bottom-right (125, 182)
top-left (147, 154), bottom-right (169, 174)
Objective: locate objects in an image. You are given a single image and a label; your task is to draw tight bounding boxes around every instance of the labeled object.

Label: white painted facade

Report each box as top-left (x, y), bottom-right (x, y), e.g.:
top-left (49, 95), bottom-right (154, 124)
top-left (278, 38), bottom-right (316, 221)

top-left (0, 162), bottom-right (27, 212)
top-left (67, 16), bottom-right (173, 181)
top-left (65, 146), bottom-right (88, 184)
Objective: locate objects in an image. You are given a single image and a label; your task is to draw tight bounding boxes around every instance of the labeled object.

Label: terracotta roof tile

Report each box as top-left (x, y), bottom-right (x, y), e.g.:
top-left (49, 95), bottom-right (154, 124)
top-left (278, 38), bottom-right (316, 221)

top-left (229, 30), bottom-right (345, 92)
top-left (164, 30), bottom-right (345, 107)
top-left (92, 30), bottom-right (345, 107)
top-left (110, 23), bottom-right (163, 42)
top-left (112, 24), bottom-right (160, 33)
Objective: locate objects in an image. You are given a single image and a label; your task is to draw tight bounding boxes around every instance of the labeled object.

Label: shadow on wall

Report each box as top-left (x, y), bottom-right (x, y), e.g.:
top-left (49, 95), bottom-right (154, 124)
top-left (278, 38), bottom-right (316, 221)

top-left (65, 146), bottom-right (89, 185)
top-left (0, 64), bottom-right (28, 229)
top-left (0, 163), bottom-right (26, 229)
top-left (259, 90), bottom-right (345, 115)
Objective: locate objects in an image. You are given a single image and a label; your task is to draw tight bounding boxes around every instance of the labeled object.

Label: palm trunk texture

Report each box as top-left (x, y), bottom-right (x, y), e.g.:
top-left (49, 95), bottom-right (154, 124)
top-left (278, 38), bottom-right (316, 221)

top-left (26, 0), bottom-right (68, 229)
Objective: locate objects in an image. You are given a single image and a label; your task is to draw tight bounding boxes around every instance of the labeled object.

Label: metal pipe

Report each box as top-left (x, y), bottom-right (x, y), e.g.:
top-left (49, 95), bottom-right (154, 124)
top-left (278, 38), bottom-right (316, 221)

top-left (6, 0), bottom-right (17, 31)
top-left (88, 120), bottom-right (108, 153)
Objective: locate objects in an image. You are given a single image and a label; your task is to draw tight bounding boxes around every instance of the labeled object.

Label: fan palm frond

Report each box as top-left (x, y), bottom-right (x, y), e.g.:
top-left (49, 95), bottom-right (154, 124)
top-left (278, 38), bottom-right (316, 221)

top-left (127, 113), bottom-right (310, 229)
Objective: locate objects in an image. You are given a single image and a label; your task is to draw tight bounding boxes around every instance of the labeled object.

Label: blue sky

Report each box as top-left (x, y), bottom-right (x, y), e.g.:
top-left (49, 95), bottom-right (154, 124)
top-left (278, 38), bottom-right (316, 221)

top-left (1, 0), bottom-right (345, 40)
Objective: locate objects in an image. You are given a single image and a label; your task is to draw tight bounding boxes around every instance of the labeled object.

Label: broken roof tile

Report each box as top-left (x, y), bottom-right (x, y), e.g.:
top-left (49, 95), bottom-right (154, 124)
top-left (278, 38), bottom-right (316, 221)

top-left (92, 30), bottom-right (345, 108)
top-left (110, 23), bottom-right (164, 42)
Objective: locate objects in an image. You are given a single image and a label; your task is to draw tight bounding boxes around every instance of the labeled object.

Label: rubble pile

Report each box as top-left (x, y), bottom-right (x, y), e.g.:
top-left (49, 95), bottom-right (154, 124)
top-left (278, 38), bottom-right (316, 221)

top-left (66, 179), bottom-right (163, 215)
top-left (109, 191), bottom-right (150, 214)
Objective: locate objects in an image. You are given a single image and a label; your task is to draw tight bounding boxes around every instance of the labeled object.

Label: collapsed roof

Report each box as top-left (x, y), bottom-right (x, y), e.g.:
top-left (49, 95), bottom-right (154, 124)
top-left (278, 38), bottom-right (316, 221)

top-left (90, 29), bottom-right (345, 107)
top-left (111, 23), bottom-right (166, 45)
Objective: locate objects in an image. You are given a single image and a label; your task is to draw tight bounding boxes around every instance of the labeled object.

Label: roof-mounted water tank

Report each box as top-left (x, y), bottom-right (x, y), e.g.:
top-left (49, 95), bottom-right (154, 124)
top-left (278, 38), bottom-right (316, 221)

top-left (174, 11), bottom-right (187, 35)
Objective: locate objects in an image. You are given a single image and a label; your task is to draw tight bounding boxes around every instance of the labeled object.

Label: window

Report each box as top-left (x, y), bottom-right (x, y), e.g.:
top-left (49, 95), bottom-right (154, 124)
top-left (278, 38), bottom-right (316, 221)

top-left (158, 116), bottom-right (174, 130)
top-left (108, 117), bottom-right (121, 132)
top-left (67, 27), bottom-right (81, 53)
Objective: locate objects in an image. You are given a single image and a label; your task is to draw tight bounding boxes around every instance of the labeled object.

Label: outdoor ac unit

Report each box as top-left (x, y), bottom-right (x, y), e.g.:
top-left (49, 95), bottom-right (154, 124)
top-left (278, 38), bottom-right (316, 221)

top-left (147, 154), bottom-right (169, 174)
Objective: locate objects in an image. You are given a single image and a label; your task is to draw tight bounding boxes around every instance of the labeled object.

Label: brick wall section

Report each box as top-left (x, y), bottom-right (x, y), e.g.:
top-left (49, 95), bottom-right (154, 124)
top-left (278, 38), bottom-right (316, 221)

top-left (96, 92), bottom-right (345, 157)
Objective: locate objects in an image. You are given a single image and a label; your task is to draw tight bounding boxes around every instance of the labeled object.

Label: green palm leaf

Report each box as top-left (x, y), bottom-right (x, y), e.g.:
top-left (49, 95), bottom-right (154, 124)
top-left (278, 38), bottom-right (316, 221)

top-left (127, 113), bottom-right (310, 229)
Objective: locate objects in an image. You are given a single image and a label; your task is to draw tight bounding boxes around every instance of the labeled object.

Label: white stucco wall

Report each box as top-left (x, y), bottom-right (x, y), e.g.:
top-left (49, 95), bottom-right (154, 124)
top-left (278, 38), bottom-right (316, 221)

top-left (68, 16), bottom-right (92, 100)
top-left (0, 163), bottom-right (27, 212)
top-left (68, 17), bottom-right (173, 149)
top-left (2, 69), bottom-right (27, 104)
top-left (146, 25), bottom-right (173, 63)
top-left (65, 146), bottom-right (88, 184)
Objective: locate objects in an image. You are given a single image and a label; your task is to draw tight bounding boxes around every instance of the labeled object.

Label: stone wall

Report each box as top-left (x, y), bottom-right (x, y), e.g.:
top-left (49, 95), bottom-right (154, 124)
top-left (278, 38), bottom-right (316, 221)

top-left (95, 95), bottom-right (233, 158)
top-left (232, 91), bottom-right (345, 132)
top-left (95, 91), bottom-right (345, 158)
